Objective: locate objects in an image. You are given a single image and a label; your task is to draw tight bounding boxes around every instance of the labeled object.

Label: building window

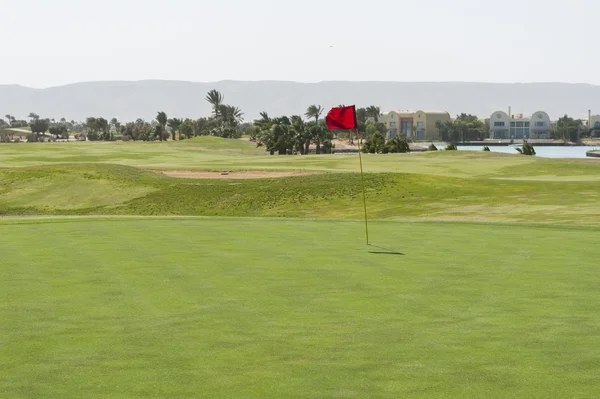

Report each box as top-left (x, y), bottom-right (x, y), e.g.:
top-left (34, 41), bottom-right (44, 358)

top-left (535, 121), bottom-right (545, 127)
top-left (417, 122), bottom-right (423, 127)
top-left (510, 122), bottom-right (516, 127)
top-left (494, 122), bottom-right (505, 127)
top-left (389, 130), bottom-right (396, 137)
top-left (524, 122), bottom-right (530, 127)
top-left (390, 122), bottom-right (397, 127)
top-left (595, 121), bottom-right (600, 129)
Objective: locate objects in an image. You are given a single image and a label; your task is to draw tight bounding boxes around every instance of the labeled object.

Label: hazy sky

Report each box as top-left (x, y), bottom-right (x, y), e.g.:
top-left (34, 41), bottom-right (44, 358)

top-left (1, 0), bottom-right (596, 87)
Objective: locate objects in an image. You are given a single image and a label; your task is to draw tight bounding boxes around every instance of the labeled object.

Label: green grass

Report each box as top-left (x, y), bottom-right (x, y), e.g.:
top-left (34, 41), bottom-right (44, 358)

top-left (3, 137), bottom-right (600, 180)
top-left (1, 218), bottom-right (600, 398)
top-left (2, 163), bottom-right (600, 225)
top-left (3, 139), bottom-right (600, 397)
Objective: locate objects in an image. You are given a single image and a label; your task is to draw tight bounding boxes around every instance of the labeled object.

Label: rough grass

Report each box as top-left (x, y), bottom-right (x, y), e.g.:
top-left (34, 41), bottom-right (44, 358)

top-left (3, 138), bottom-right (600, 180)
top-left (1, 218), bottom-right (600, 398)
top-left (0, 164), bottom-right (600, 225)
top-left (0, 165), bottom-right (156, 210)
top-left (2, 163), bottom-right (600, 225)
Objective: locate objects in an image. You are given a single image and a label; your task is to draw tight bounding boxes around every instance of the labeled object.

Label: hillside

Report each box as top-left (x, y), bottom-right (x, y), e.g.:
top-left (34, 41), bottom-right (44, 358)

top-left (2, 81), bottom-right (600, 122)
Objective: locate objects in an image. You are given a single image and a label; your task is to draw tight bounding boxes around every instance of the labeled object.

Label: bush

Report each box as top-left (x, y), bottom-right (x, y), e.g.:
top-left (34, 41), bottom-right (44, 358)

top-left (386, 136), bottom-right (410, 153)
top-left (483, 146), bottom-right (490, 151)
top-left (362, 133), bottom-right (386, 154)
top-left (516, 142), bottom-right (536, 156)
top-left (428, 143), bottom-right (438, 151)
top-left (445, 143), bottom-right (457, 151)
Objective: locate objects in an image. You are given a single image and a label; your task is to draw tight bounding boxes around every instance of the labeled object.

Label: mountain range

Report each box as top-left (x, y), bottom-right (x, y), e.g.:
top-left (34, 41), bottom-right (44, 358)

top-left (1, 81), bottom-right (599, 122)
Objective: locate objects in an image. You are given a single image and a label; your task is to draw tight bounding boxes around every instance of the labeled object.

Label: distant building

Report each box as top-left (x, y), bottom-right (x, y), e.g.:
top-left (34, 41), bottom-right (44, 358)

top-left (588, 114), bottom-right (600, 137)
top-left (489, 110), bottom-right (551, 139)
top-left (379, 110), bottom-right (451, 141)
top-left (589, 115), bottom-right (600, 130)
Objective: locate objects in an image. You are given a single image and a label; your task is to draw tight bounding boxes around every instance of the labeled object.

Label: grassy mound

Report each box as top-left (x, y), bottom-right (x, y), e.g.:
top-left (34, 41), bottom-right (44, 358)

top-left (2, 163), bottom-right (600, 225)
top-left (2, 218), bottom-right (600, 397)
top-left (3, 139), bottom-right (600, 180)
top-left (0, 164), bottom-right (157, 212)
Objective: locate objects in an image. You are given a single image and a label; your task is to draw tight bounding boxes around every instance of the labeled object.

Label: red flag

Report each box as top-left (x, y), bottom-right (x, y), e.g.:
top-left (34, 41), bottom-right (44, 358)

top-left (326, 105), bottom-right (357, 130)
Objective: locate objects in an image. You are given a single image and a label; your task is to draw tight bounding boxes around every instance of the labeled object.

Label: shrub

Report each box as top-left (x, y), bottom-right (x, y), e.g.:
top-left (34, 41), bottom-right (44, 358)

top-left (386, 136), bottom-right (410, 153)
top-left (516, 142), bottom-right (536, 156)
top-left (483, 146), bottom-right (491, 151)
top-left (445, 143), bottom-right (457, 151)
top-left (362, 133), bottom-right (386, 154)
top-left (428, 143), bottom-right (438, 151)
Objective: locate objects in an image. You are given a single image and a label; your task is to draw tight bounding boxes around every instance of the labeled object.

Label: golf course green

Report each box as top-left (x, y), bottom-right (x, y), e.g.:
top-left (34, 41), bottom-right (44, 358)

top-left (2, 137), bottom-right (600, 397)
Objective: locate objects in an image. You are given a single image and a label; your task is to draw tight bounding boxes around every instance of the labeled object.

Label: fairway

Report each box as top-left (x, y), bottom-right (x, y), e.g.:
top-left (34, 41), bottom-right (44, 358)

top-left (2, 218), bottom-right (600, 398)
top-left (3, 138), bottom-right (600, 181)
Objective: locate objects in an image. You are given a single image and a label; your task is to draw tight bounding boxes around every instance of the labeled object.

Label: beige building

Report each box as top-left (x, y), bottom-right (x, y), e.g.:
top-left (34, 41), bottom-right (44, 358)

top-left (380, 110), bottom-right (451, 140)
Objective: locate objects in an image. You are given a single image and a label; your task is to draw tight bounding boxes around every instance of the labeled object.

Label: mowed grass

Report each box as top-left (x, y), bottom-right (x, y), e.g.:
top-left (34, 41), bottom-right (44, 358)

top-left (3, 137), bottom-right (600, 180)
top-left (2, 163), bottom-right (600, 225)
top-left (1, 218), bottom-right (600, 398)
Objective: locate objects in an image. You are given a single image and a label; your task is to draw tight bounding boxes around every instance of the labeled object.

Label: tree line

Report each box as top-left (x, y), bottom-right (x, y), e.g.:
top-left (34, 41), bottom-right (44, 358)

top-left (3, 101), bottom-right (598, 146)
top-left (0, 90), bottom-right (246, 143)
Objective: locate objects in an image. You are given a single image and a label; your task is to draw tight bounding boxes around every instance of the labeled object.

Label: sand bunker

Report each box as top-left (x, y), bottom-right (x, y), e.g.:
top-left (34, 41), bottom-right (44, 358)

top-left (156, 170), bottom-right (316, 179)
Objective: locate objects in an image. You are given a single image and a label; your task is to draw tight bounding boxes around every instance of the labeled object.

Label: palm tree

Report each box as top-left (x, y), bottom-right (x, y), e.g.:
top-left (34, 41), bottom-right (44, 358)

top-left (305, 105), bottom-right (323, 124)
top-left (156, 111), bottom-right (167, 141)
top-left (219, 105), bottom-right (244, 127)
top-left (366, 106), bottom-right (381, 122)
top-left (167, 118), bottom-right (182, 140)
top-left (205, 89), bottom-right (224, 118)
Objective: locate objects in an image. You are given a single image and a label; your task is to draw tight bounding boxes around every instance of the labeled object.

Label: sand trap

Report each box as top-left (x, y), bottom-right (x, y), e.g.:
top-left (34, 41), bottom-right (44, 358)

top-left (155, 170), bottom-right (316, 179)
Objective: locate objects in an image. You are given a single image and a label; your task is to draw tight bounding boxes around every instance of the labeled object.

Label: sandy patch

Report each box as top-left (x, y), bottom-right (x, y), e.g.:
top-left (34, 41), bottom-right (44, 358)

top-left (155, 170), bottom-right (317, 179)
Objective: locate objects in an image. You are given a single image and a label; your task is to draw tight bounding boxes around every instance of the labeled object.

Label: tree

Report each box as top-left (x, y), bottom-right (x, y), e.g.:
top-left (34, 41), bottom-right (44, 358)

top-left (366, 106), bottom-right (381, 122)
top-left (362, 133), bottom-right (386, 153)
top-left (290, 115), bottom-right (309, 154)
top-left (193, 117), bottom-right (212, 137)
top-left (205, 89), bottom-right (224, 118)
top-left (49, 125), bottom-right (68, 139)
top-left (219, 105), bottom-right (244, 128)
top-left (386, 136), bottom-right (410, 153)
top-left (110, 118), bottom-right (121, 133)
top-left (156, 112), bottom-right (168, 141)
top-left (356, 108), bottom-right (367, 124)
top-left (85, 117), bottom-right (110, 141)
top-left (179, 119), bottom-right (194, 140)
top-left (552, 115), bottom-right (583, 142)
top-left (305, 105), bottom-right (323, 125)
top-left (309, 123), bottom-right (333, 154)
top-left (30, 117), bottom-right (50, 137)
top-left (168, 118), bottom-right (182, 141)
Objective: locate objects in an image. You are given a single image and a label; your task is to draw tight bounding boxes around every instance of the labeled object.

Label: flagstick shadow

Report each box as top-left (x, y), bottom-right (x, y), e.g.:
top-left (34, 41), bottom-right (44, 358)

top-left (367, 244), bottom-right (405, 256)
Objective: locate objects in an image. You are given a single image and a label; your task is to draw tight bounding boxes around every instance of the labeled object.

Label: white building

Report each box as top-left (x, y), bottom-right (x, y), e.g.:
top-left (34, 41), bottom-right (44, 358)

top-left (489, 110), bottom-right (551, 140)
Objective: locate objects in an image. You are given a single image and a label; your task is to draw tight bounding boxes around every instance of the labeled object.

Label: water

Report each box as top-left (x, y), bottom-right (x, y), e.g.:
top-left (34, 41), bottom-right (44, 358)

top-left (335, 144), bottom-right (600, 158)
top-left (429, 143), bottom-right (600, 159)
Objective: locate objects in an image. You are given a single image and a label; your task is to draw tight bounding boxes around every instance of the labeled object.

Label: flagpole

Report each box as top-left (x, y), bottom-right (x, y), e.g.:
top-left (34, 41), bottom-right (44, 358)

top-left (355, 128), bottom-right (369, 245)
